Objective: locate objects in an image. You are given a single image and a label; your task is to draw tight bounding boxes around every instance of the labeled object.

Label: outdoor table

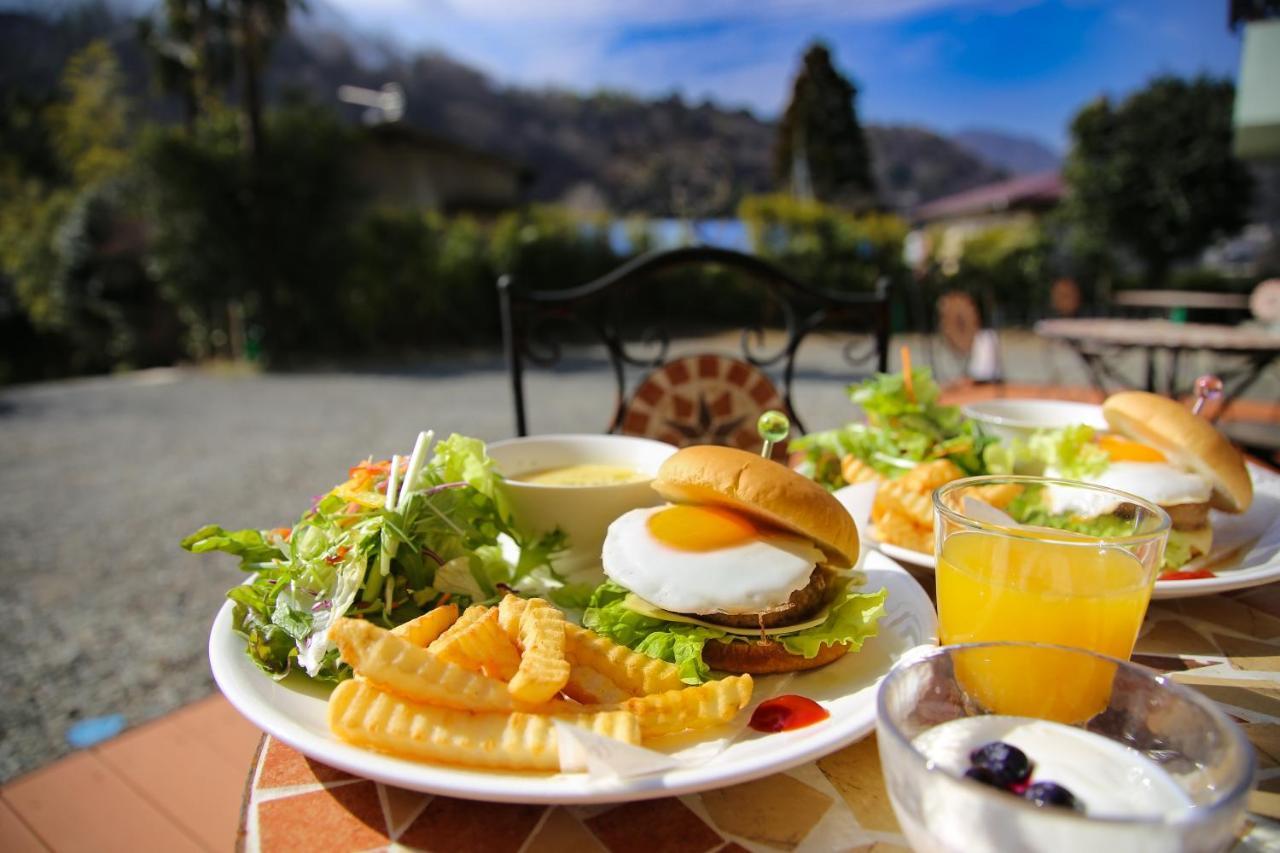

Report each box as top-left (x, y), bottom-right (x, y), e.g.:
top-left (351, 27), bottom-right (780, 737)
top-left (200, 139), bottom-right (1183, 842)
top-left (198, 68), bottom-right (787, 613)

top-left (1114, 290), bottom-right (1252, 315)
top-left (1034, 317), bottom-right (1280, 413)
top-left (234, 584), bottom-right (1280, 852)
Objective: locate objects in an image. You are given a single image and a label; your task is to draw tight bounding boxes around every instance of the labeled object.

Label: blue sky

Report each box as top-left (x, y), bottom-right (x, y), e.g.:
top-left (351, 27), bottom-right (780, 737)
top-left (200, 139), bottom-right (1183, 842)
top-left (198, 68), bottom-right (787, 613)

top-left (313, 0), bottom-right (1244, 150)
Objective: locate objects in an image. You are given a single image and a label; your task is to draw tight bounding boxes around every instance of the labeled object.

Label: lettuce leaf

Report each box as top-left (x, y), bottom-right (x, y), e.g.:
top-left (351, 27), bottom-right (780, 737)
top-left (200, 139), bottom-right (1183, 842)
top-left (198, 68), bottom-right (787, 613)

top-left (779, 588), bottom-right (887, 658)
top-left (1163, 530), bottom-right (1194, 571)
top-left (582, 580), bottom-right (888, 683)
top-left (984, 425), bottom-right (1109, 480)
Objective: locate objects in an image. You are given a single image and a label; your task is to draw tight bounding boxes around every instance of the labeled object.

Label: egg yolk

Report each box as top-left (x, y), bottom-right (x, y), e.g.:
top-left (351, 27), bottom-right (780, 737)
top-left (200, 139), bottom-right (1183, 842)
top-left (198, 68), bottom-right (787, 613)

top-left (1097, 434), bottom-right (1166, 463)
top-left (647, 505), bottom-right (759, 551)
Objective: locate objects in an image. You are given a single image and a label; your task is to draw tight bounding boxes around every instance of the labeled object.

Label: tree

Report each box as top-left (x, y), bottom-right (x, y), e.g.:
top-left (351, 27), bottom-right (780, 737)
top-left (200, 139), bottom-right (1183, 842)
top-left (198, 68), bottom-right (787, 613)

top-left (774, 42), bottom-right (876, 209)
top-left (1063, 76), bottom-right (1253, 286)
top-left (137, 0), bottom-right (235, 130)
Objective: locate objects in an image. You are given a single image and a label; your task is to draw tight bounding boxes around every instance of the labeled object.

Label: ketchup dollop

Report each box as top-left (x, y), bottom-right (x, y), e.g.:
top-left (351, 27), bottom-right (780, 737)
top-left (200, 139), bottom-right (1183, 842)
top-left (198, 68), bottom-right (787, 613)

top-left (748, 695), bottom-right (830, 733)
top-left (1161, 569), bottom-right (1215, 581)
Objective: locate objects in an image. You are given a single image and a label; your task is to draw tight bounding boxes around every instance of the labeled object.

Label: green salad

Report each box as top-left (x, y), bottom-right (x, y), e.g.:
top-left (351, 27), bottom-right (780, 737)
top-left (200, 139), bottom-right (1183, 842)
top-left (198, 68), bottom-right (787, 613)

top-left (791, 367), bottom-right (993, 488)
top-left (182, 432), bottom-right (565, 681)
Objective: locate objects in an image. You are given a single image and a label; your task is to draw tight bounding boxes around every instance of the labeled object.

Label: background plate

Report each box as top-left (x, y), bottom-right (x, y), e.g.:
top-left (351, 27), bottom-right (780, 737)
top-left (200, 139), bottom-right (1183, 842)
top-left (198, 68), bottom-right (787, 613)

top-left (865, 462), bottom-right (1280, 600)
top-left (209, 550), bottom-right (937, 804)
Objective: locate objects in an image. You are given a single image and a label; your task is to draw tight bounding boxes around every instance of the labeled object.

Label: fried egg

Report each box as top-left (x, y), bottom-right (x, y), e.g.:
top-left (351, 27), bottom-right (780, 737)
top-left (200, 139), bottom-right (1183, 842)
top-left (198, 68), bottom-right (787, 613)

top-left (601, 504), bottom-right (824, 615)
top-left (1047, 461), bottom-right (1212, 516)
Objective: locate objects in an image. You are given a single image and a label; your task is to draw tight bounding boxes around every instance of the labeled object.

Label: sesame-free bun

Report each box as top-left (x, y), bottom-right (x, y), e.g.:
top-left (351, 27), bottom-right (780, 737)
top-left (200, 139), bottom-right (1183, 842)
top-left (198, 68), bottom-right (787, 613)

top-left (652, 445), bottom-right (860, 567)
top-left (702, 636), bottom-right (850, 674)
top-left (1103, 392), bottom-right (1253, 513)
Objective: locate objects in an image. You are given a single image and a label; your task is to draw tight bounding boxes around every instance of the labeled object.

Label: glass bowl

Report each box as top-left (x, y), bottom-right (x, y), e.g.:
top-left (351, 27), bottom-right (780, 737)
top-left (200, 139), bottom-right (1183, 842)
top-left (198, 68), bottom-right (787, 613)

top-left (876, 643), bottom-right (1254, 853)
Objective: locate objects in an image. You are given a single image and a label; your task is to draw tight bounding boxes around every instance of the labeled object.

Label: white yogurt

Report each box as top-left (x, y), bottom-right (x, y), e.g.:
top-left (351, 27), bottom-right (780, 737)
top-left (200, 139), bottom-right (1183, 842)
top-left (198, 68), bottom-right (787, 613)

top-left (895, 716), bottom-right (1194, 853)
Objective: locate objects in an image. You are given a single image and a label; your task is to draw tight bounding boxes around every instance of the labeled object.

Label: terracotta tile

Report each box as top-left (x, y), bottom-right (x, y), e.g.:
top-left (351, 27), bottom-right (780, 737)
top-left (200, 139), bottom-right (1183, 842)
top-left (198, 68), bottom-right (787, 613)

top-left (525, 807), bottom-right (606, 853)
top-left (1132, 620), bottom-right (1220, 657)
top-left (623, 410), bottom-right (649, 434)
top-left (817, 735), bottom-right (901, 834)
top-left (1240, 724), bottom-right (1280, 769)
top-left (700, 773), bottom-right (831, 850)
top-left (381, 786), bottom-right (429, 837)
top-left (1231, 587), bottom-right (1280, 621)
top-left (665, 361), bottom-right (690, 386)
top-left (1175, 598), bottom-right (1280, 640)
top-left (673, 394), bottom-right (694, 419)
top-left (178, 694), bottom-right (265, 761)
top-left (2, 751), bottom-right (203, 853)
top-left (725, 362), bottom-right (749, 387)
top-left (257, 781), bottom-right (388, 853)
top-left (258, 737), bottom-right (354, 788)
top-left (398, 795), bottom-right (544, 852)
top-left (586, 798), bottom-right (722, 853)
top-left (749, 378), bottom-right (776, 405)
top-left (636, 382), bottom-right (663, 406)
top-left (92, 695), bottom-right (261, 851)
top-left (0, 798), bottom-right (48, 852)
top-left (698, 355), bottom-right (720, 378)
top-left (1211, 634), bottom-right (1280, 672)
top-left (1192, 686), bottom-right (1280, 720)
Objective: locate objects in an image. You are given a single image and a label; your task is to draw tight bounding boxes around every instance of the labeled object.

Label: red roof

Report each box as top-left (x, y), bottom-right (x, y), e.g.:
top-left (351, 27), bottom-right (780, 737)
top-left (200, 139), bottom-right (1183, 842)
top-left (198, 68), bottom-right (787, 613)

top-left (914, 171), bottom-right (1064, 223)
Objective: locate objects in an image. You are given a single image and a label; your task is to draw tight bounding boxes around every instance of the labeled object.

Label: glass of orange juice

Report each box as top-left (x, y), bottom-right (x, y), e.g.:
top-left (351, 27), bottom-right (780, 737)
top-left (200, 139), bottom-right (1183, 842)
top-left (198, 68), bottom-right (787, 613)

top-left (933, 475), bottom-right (1170, 723)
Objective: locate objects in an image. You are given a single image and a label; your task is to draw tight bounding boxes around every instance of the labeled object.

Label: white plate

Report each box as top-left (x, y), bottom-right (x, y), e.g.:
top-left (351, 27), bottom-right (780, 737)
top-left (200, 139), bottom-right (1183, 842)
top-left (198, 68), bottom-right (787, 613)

top-left (859, 462), bottom-right (1280, 600)
top-left (209, 550), bottom-right (937, 804)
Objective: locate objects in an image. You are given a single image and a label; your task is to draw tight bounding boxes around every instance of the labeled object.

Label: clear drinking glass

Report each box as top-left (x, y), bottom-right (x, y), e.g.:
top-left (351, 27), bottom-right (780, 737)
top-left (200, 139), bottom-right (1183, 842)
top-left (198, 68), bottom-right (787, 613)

top-left (877, 643), bottom-right (1254, 853)
top-left (933, 475), bottom-right (1171, 722)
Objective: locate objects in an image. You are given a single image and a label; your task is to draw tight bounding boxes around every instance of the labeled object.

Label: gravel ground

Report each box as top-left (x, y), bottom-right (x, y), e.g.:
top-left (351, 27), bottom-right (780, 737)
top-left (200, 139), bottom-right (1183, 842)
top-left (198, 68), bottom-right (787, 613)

top-left (1, 330), bottom-right (1275, 782)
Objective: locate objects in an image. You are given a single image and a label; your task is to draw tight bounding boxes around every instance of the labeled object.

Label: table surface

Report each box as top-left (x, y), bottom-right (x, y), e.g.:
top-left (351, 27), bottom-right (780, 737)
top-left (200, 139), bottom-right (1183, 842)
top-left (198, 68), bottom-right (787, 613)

top-left (1113, 290), bottom-right (1252, 310)
top-left (1035, 318), bottom-right (1280, 351)
top-left (236, 581), bottom-right (1280, 853)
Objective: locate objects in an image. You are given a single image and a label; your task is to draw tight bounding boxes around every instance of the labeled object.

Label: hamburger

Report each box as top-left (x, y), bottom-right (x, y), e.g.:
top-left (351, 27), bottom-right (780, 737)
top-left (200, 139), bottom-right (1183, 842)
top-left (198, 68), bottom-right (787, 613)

top-left (582, 445), bottom-right (887, 681)
top-left (1094, 392), bottom-right (1253, 569)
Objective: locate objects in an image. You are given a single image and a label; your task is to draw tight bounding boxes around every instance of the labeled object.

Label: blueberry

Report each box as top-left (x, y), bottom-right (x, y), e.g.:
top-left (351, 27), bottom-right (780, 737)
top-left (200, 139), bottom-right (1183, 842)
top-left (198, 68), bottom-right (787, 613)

top-left (1024, 781), bottom-right (1084, 812)
top-left (963, 766), bottom-right (1004, 788)
top-left (968, 741), bottom-right (1033, 788)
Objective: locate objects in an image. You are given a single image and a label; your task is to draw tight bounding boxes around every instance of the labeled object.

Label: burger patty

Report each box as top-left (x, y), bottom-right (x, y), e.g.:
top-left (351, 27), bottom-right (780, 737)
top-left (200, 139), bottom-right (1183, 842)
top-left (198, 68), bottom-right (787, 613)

top-left (688, 568), bottom-right (831, 629)
top-left (1164, 501), bottom-right (1210, 531)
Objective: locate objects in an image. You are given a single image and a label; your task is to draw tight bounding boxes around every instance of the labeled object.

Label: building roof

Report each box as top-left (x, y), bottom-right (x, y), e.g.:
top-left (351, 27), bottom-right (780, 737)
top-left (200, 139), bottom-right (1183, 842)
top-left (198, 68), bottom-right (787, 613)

top-left (913, 171), bottom-right (1064, 223)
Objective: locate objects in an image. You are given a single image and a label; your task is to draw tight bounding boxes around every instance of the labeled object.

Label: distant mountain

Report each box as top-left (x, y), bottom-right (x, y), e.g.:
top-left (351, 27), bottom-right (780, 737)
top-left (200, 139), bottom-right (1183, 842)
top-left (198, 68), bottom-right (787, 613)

top-left (0, 7), bottom-right (1014, 216)
top-left (952, 128), bottom-right (1061, 176)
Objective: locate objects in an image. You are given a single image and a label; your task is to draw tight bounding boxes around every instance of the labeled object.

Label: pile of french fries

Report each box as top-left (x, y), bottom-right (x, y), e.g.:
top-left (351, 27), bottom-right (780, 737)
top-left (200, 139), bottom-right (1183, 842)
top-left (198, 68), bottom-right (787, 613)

top-left (844, 457), bottom-right (1019, 554)
top-left (327, 595), bottom-right (754, 771)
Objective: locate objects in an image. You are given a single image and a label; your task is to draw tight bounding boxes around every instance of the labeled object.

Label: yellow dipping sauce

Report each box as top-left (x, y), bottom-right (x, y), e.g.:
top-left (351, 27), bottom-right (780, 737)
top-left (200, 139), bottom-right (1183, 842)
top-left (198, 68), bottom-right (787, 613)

top-left (512, 464), bottom-right (648, 487)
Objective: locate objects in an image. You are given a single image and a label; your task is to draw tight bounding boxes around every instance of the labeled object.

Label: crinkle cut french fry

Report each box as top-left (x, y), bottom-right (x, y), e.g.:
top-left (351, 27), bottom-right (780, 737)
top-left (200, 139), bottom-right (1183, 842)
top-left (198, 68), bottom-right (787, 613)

top-left (508, 600), bottom-right (571, 704)
top-left (873, 511), bottom-right (933, 554)
top-left (391, 604), bottom-right (458, 647)
top-left (970, 482), bottom-right (1024, 510)
top-left (427, 604), bottom-right (487, 653)
top-left (564, 623), bottom-right (685, 696)
top-left (497, 594), bottom-right (527, 642)
top-left (433, 608), bottom-right (522, 681)
top-left (876, 479), bottom-right (934, 528)
top-left (562, 664), bottom-right (631, 705)
top-left (840, 455), bottom-right (884, 485)
top-left (329, 680), bottom-right (641, 771)
top-left (331, 617), bottom-right (519, 711)
top-left (902, 458), bottom-right (964, 493)
top-left (617, 675), bottom-right (754, 738)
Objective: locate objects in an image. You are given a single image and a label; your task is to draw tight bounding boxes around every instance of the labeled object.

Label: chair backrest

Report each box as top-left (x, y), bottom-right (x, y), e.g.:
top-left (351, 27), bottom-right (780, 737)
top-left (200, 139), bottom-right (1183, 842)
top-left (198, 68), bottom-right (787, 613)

top-left (498, 246), bottom-right (891, 437)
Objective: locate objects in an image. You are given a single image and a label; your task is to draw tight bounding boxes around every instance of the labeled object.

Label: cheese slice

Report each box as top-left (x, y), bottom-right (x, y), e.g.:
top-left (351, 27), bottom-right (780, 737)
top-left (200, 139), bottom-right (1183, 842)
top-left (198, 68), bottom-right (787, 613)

top-left (622, 593), bottom-right (837, 637)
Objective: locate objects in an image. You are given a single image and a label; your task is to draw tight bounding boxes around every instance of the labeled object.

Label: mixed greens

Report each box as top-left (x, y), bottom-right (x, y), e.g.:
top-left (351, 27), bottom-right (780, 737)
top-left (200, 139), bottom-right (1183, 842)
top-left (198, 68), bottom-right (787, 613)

top-left (791, 367), bottom-right (994, 488)
top-left (582, 579), bottom-right (887, 684)
top-left (982, 423), bottom-right (1109, 480)
top-left (182, 432), bottom-right (564, 681)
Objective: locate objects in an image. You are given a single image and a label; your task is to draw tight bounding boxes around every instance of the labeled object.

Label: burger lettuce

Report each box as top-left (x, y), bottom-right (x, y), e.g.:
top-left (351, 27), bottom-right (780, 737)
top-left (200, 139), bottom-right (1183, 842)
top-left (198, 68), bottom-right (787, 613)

top-left (582, 579), bottom-right (888, 684)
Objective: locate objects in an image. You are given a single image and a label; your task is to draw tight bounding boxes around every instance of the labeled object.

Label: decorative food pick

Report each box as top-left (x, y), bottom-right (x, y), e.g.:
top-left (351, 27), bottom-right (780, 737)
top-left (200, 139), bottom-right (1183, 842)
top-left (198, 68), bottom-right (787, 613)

top-left (1191, 375), bottom-right (1223, 416)
top-left (757, 410), bottom-right (790, 458)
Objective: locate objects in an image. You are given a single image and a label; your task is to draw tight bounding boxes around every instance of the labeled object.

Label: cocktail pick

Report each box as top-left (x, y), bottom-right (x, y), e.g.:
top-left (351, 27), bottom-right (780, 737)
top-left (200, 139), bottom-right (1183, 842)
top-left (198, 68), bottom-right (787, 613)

top-left (757, 410), bottom-right (790, 459)
top-left (1191, 375), bottom-right (1223, 417)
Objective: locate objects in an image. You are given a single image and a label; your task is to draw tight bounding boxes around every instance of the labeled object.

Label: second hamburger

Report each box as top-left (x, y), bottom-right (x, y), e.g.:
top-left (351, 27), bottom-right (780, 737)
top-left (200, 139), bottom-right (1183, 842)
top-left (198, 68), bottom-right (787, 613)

top-left (583, 445), bottom-right (887, 681)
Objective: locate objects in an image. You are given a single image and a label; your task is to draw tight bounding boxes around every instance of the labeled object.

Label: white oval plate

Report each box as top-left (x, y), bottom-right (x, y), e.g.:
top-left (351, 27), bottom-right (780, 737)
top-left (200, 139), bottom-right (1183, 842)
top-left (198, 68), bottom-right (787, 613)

top-left (209, 550), bottom-right (937, 804)
top-left (865, 462), bottom-right (1280, 601)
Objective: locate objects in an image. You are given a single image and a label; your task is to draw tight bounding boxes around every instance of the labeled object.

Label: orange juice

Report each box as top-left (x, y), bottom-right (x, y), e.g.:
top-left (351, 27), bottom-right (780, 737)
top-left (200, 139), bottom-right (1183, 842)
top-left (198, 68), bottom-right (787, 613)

top-left (938, 531), bottom-right (1153, 722)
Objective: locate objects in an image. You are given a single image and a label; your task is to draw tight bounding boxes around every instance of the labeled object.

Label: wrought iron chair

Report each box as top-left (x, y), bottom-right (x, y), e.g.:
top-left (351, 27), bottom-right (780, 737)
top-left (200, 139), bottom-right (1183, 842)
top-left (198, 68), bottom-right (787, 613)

top-left (497, 247), bottom-right (891, 443)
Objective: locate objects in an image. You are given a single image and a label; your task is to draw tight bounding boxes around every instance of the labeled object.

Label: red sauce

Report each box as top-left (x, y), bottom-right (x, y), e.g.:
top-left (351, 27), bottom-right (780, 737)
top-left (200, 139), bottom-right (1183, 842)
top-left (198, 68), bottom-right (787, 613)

top-left (748, 695), bottom-right (829, 733)
top-left (1160, 569), bottom-right (1215, 581)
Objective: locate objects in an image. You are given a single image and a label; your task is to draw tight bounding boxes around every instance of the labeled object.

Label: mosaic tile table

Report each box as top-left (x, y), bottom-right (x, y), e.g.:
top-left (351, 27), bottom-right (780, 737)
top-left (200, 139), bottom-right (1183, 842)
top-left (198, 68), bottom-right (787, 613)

top-left (237, 584), bottom-right (1280, 852)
